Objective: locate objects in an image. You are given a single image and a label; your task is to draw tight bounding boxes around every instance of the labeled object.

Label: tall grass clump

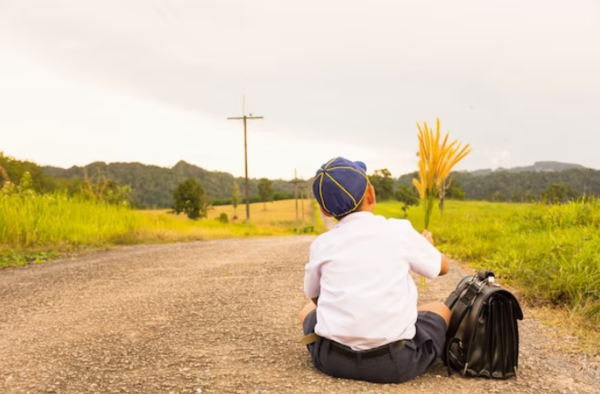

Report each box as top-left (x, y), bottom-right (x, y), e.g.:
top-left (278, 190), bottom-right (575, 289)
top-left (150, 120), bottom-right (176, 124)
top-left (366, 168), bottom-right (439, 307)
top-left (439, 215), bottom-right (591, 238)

top-left (0, 192), bottom-right (140, 252)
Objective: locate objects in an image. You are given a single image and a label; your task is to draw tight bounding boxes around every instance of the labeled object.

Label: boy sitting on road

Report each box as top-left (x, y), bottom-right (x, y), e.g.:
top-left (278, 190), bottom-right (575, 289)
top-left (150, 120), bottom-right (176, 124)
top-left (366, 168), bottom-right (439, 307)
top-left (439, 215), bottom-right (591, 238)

top-left (300, 157), bottom-right (451, 384)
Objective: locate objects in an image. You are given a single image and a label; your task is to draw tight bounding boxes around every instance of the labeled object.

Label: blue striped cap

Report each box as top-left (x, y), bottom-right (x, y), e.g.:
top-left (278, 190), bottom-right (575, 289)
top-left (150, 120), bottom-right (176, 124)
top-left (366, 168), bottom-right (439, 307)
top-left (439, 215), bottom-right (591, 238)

top-left (312, 157), bottom-right (369, 218)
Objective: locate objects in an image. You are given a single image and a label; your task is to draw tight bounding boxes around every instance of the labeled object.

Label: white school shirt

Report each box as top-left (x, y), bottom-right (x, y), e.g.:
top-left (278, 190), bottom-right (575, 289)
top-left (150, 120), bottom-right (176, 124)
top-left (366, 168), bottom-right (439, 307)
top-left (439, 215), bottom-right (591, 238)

top-left (304, 211), bottom-right (442, 351)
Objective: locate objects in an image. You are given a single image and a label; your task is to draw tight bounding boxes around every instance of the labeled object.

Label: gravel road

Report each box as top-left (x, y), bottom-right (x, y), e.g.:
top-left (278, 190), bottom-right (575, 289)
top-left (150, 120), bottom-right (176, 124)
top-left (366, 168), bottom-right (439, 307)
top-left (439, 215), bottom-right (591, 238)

top-left (1, 237), bottom-right (599, 393)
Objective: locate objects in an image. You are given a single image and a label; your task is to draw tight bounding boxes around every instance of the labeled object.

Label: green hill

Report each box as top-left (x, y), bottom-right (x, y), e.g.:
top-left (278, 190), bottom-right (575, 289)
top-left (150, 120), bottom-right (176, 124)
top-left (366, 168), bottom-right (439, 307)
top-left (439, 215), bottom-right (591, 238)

top-left (43, 161), bottom-right (297, 208)
top-left (397, 166), bottom-right (600, 202)
top-left (6, 151), bottom-right (600, 207)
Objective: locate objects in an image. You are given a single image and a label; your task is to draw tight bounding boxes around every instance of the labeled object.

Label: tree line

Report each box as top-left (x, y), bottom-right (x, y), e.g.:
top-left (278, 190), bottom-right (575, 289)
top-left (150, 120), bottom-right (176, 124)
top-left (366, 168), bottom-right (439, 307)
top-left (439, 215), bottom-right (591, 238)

top-left (0, 153), bottom-right (294, 208)
top-left (5, 152), bottom-right (598, 214)
top-left (398, 168), bottom-right (600, 203)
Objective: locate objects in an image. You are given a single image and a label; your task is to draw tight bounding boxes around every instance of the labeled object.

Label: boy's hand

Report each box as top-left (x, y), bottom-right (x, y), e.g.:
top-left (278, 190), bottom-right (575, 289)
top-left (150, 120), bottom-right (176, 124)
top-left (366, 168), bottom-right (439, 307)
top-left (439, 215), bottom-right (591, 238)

top-left (422, 230), bottom-right (434, 245)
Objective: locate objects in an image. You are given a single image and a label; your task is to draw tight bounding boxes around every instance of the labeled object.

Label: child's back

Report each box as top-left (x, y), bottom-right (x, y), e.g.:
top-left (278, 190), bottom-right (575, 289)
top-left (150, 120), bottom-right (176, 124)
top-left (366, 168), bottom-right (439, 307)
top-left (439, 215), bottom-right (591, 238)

top-left (300, 157), bottom-right (451, 383)
top-left (306, 212), bottom-right (441, 350)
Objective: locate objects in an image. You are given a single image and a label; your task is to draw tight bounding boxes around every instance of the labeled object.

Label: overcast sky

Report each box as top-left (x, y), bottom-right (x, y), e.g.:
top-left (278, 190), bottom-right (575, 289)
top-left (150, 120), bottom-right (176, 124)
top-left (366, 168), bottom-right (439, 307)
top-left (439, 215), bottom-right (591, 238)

top-left (1, 0), bottom-right (599, 179)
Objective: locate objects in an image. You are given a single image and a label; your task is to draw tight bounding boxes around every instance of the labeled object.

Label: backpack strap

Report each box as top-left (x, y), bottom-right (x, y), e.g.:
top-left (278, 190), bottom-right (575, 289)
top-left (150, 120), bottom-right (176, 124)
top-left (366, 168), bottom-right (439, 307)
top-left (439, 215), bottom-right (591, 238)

top-left (444, 279), bottom-right (473, 309)
top-left (446, 282), bottom-right (479, 340)
top-left (443, 282), bottom-right (481, 373)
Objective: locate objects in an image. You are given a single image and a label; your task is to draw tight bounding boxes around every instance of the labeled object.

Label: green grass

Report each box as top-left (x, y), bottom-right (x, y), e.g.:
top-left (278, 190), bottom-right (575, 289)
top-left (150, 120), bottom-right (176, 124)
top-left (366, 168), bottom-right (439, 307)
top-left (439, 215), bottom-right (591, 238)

top-left (0, 193), bottom-right (299, 269)
top-left (375, 199), bottom-right (600, 328)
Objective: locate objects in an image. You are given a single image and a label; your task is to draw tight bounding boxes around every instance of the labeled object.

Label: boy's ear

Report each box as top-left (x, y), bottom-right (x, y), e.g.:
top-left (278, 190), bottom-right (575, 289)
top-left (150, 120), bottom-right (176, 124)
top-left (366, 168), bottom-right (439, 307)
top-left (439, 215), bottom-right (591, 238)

top-left (365, 184), bottom-right (376, 205)
top-left (320, 207), bottom-right (334, 218)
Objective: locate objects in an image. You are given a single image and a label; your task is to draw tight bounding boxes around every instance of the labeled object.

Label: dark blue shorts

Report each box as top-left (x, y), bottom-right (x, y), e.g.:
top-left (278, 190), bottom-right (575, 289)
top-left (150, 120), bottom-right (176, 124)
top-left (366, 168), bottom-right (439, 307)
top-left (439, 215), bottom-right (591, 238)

top-left (303, 310), bottom-right (447, 383)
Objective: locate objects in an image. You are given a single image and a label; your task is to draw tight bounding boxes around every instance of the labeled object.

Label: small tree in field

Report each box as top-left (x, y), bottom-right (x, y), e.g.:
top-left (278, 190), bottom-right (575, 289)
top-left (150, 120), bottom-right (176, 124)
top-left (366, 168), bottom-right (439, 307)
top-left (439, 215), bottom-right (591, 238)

top-left (395, 184), bottom-right (420, 218)
top-left (258, 178), bottom-right (274, 211)
top-left (173, 178), bottom-right (208, 220)
top-left (369, 169), bottom-right (395, 200)
top-left (445, 177), bottom-right (466, 200)
top-left (232, 182), bottom-right (241, 219)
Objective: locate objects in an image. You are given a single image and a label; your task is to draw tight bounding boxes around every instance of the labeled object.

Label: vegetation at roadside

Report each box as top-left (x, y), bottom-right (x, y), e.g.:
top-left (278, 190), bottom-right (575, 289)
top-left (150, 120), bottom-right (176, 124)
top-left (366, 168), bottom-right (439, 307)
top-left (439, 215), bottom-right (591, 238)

top-left (374, 199), bottom-right (600, 331)
top-left (0, 185), bottom-right (309, 269)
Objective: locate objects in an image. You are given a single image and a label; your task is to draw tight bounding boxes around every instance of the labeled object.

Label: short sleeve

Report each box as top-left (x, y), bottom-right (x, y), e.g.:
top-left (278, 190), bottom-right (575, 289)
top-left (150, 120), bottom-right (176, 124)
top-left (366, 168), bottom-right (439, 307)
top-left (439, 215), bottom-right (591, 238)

top-left (303, 241), bottom-right (322, 298)
top-left (404, 223), bottom-right (442, 279)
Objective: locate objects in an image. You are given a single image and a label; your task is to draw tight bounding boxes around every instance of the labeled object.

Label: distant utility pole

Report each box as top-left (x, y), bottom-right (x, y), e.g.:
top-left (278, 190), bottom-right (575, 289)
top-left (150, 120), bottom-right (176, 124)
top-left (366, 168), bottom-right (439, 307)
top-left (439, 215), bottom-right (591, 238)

top-left (301, 184), bottom-right (305, 224)
top-left (293, 169), bottom-right (299, 234)
top-left (227, 96), bottom-right (263, 222)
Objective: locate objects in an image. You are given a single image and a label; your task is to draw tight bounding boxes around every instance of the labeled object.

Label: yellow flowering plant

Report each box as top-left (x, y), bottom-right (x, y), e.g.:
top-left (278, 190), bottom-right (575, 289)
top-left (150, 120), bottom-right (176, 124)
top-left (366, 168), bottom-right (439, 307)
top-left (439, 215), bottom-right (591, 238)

top-left (413, 118), bottom-right (471, 229)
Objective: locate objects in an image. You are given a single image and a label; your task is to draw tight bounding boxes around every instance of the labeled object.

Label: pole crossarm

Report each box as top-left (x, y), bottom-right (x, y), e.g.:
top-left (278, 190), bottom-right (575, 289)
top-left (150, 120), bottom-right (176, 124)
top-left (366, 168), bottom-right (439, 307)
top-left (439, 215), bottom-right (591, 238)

top-left (227, 117), bottom-right (264, 120)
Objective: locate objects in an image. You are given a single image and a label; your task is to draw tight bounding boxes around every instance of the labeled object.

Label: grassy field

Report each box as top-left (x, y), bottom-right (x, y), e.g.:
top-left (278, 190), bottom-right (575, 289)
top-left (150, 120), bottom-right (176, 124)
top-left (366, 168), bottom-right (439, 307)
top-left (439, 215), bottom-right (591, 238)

top-left (210, 198), bottom-right (314, 227)
top-left (0, 194), bottom-right (314, 269)
top-left (5, 189), bottom-right (599, 335)
top-left (375, 199), bottom-right (600, 332)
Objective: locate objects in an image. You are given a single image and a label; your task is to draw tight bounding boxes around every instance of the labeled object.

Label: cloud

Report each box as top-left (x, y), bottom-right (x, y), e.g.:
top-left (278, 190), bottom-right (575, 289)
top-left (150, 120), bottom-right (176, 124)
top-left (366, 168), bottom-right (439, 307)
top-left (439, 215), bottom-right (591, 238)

top-left (2, 0), bottom-right (600, 175)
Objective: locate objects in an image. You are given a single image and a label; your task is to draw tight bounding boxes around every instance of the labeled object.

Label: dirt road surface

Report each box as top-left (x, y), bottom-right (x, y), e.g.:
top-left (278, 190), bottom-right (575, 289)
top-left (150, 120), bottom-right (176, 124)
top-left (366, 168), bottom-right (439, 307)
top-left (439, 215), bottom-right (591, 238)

top-left (1, 237), bottom-right (598, 393)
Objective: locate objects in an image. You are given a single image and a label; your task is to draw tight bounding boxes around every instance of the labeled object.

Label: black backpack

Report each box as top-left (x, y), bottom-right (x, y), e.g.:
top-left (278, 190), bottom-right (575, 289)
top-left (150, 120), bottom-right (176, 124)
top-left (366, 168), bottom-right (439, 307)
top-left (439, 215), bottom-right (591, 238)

top-left (442, 270), bottom-right (523, 379)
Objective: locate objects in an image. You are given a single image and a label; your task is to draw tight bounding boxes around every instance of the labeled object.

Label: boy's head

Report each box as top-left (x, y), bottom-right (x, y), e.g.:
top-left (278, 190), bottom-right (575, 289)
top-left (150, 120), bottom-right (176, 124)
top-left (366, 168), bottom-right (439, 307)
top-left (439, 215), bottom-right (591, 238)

top-left (312, 157), bottom-right (376, 220)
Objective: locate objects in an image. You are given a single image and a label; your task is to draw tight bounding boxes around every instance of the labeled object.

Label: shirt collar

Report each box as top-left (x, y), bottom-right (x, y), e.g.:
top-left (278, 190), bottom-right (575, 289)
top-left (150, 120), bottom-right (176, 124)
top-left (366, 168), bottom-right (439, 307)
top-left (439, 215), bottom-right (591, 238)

top-left (338, 211), bottom-right (374, 225)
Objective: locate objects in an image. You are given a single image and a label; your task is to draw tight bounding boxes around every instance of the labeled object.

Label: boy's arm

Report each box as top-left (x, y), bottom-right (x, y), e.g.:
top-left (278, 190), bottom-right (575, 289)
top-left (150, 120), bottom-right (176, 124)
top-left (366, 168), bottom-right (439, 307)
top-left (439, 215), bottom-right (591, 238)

top-left (439, 254), bottom-right (450, 276)
top-left (406, 226), bottom-right (447, 279)
top-left (304, 242), bottom-right (321, 300)
top-left (422, 230), bottom-right (450, 276)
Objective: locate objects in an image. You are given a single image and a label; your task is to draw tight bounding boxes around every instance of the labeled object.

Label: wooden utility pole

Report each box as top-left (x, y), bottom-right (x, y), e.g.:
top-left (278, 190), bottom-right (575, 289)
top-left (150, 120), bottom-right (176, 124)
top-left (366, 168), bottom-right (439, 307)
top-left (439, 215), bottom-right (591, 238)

top-left (227, 97), bottom-right (263, 222)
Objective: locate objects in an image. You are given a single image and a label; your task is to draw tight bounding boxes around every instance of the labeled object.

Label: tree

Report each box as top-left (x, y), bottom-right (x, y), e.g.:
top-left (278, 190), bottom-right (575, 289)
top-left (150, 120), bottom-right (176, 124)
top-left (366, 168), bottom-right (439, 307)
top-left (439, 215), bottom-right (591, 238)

top-left (541, 183), bottom-right (578, 204)
top-left (0, 162), bottom-right (10, 186)
top-left (395, 185), bottom-right (420, 218)
top-left (80, 167), bottom-right (131, 206)
top-left (258, 178), bottom-right (274, 211)
top-left (103, 181), bottom-right (132, 206)
top-left (173, 178), bottom-right (208, 219)
top-left (370, 169), bottom-right (395, 200)
top-left (18, 171), bottom-right (34, 194)
top-left (232, 182), bottom-right (241, 219)
top-left (445, 178), bottom-right (466, 200)
top-left (489, 190), bottom-right (506, 202)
